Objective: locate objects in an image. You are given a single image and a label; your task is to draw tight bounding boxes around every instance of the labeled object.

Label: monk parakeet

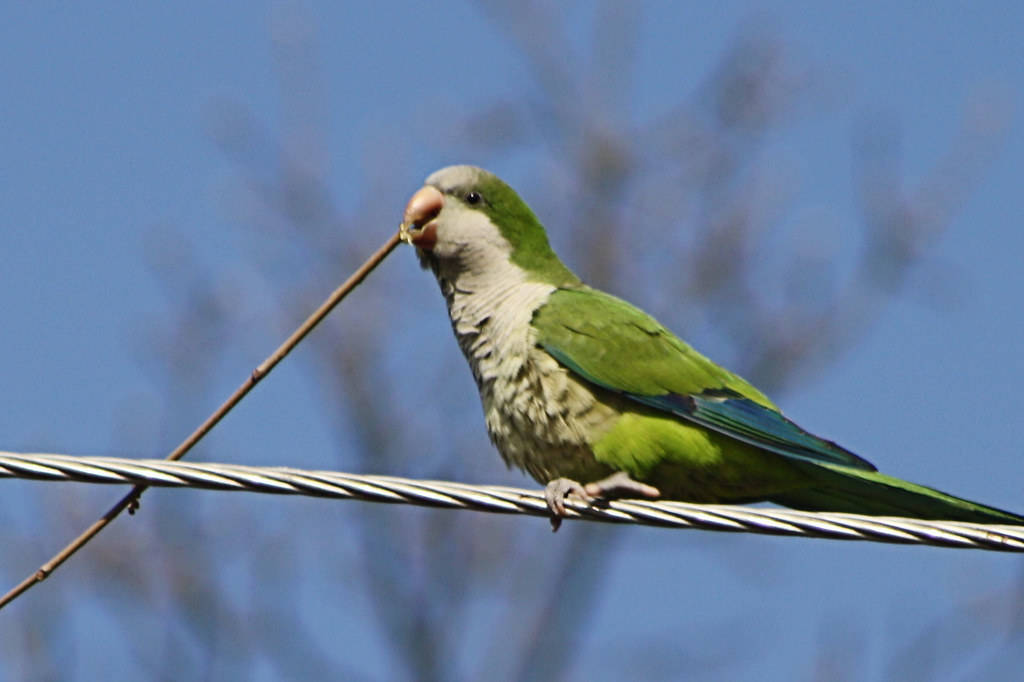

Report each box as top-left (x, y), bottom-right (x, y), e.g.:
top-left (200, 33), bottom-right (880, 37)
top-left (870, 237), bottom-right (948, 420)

top-left (400, 165), bottom-right (1023, 528)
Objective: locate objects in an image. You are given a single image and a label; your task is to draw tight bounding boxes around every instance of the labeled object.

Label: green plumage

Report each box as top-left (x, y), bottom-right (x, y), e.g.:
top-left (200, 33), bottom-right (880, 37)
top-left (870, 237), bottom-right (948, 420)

top-left (407, 165), bottom-right (1023, 526)
top-left (533, 287), bottom-right (1024, 524)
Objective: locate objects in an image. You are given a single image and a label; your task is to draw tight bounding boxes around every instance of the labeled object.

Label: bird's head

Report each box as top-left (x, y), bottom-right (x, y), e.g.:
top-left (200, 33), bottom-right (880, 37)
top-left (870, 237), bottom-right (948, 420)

top-left (400, 165), bottom-right (578, 287)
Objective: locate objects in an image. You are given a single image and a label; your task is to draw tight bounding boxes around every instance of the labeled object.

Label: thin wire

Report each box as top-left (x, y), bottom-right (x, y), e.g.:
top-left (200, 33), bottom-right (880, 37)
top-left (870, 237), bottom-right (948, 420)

top-left (0, 231), bottom-right (403, 610)
top-left (3, 451), bottom-right (1023, 552)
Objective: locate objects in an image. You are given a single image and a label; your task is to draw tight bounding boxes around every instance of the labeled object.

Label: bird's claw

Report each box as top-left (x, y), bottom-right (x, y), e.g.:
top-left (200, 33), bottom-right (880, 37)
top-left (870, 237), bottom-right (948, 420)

top-left (544, 478), bottom-right (593, 531)
top-left (544, 472), bottom-right (661, 532)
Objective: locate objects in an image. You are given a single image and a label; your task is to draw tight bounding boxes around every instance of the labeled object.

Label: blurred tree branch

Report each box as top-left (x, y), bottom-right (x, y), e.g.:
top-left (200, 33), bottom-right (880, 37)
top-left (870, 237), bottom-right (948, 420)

top-left (5, 2), bottom-right (1016, 680)
top-left (146, 3), bottom-right (1015, 679)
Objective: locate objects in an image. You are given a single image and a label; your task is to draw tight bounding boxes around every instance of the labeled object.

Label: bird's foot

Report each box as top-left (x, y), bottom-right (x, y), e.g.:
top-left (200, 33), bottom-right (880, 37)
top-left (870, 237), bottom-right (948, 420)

top-left (544, 478), bottom-right (594, 522)
top-left (544, 472), bottom-right (661, 532)
top-left (583, 471), bottom-right (661, 502)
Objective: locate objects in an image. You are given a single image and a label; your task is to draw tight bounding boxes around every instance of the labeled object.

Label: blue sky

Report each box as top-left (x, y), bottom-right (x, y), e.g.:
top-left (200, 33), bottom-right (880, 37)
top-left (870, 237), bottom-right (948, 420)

top-left (1, 2), bottom-right (1023, 680)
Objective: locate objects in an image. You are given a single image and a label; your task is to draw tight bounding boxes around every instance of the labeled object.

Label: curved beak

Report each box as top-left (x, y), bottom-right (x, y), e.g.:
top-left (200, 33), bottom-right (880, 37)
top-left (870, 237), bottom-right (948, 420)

top-left (399, 185), bottom-right (444, 250)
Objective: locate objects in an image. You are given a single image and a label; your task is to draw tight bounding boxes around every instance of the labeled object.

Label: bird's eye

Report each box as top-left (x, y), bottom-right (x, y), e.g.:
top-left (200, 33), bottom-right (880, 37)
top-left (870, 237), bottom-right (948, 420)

top-left (465, 191), bottom-right (482, 205)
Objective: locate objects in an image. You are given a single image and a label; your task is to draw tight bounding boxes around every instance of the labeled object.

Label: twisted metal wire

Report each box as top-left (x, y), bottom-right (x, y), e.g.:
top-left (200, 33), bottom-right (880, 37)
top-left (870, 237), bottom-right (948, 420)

top-left (3, 451), bottom-right (1023, 551)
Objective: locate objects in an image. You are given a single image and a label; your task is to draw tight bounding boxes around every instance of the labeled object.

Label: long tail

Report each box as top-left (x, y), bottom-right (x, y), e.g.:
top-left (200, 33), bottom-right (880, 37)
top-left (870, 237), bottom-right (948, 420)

top-left (770, 463), bottom-right (1024, 525)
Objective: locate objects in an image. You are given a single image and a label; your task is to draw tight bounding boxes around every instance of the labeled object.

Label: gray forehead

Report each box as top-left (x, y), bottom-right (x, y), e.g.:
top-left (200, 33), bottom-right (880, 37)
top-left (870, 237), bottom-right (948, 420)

top-left (425, 165), bottom-right (484, 192)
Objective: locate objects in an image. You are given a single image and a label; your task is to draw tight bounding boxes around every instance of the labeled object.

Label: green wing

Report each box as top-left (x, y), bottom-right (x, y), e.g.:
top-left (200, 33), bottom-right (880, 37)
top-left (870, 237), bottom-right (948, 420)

top-left (532, 287), bottom-right (875, 471)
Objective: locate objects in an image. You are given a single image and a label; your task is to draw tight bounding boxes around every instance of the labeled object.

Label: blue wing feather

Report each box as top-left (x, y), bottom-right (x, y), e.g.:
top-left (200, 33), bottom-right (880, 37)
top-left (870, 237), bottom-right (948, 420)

top-left (540, 334), bottom-right (876, 472)
top-left (628, 389), bottom-right (876, 471)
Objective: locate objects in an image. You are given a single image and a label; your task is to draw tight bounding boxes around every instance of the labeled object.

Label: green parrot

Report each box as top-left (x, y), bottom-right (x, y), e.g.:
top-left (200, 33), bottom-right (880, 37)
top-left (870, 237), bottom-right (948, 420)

top-left (400, 165), bottom-right (1023, 528)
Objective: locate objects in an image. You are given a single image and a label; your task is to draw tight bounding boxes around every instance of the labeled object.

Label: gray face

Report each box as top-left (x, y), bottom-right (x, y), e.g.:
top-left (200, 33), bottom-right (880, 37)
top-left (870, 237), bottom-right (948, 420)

top-left (405, 166), bottom-right (517, 283)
